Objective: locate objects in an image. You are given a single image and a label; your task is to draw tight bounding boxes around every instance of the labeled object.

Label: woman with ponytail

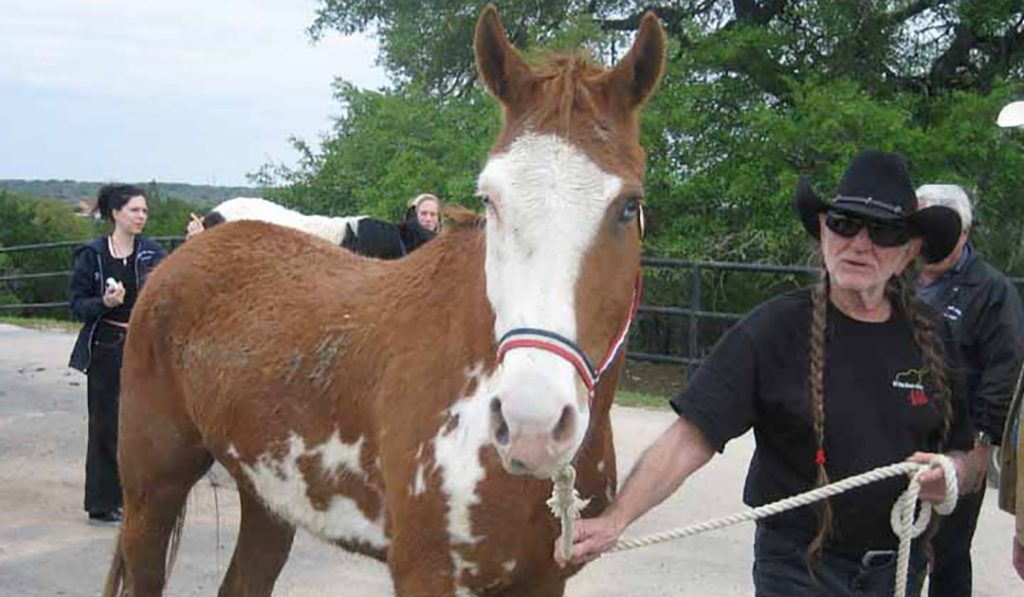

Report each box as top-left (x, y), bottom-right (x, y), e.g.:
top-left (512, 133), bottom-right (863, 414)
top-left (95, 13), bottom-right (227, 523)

top-left (560, 150), bottom-right (980, 597)
top-left (68, 184), bottom-right (166, 524)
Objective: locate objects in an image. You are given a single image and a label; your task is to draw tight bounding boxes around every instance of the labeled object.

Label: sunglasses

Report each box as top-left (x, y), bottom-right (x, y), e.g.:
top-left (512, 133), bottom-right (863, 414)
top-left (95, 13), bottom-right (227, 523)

top-left (824, 212), bottom-right (912, 247)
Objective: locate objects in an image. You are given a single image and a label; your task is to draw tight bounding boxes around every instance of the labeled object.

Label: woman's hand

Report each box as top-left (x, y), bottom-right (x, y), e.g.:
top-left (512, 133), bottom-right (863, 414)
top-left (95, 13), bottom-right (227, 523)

top-left (554, 513), bottom-right (624, 568)
top-left (186, 213), bottom-right (205, 239)
top-left (102, 281), bottom-right (125, 308)
top-left (906, 451), bottom-right (975, 503)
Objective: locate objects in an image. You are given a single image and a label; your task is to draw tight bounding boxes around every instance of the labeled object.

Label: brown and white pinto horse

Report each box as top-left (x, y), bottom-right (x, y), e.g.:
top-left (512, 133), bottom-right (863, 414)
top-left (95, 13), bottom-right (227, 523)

top-left (104, 6), bottom-right (664, 596)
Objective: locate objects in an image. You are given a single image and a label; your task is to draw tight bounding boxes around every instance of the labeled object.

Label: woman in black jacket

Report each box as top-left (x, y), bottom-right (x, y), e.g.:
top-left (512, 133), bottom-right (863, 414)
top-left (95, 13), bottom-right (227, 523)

top-left (67, 184), bottom-right (165, 523)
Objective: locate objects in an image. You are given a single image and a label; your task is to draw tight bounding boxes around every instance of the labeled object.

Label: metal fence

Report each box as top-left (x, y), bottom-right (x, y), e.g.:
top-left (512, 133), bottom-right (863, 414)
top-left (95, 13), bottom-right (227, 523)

top-left (2, 238), bottom-right (1021, 370)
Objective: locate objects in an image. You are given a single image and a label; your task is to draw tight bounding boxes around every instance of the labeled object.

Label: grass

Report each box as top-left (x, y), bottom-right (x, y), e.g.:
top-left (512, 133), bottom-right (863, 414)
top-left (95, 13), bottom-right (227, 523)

top-left (0, 315), bottom-right (78, 333)
top-left (614, 389), bottom-right (670, 410)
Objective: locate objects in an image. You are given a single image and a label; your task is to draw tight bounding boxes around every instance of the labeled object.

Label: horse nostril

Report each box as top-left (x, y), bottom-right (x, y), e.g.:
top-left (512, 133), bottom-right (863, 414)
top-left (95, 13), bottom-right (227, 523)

top-left (490, 397), bottom-right (510, 446)
top-left (551, 405), bottom-right (576, 443)
top-left (509, 459), bottom-right (529, 474)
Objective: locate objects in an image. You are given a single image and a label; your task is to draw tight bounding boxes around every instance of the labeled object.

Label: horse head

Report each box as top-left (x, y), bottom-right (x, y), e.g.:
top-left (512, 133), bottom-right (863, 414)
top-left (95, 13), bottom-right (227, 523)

top-left (474, 5), bottom-right (665, 478)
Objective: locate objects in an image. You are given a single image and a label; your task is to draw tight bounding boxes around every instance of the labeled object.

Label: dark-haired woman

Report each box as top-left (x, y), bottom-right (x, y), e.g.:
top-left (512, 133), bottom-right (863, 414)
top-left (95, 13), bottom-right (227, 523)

top-left (68, 184), bottom-right (165, 524)
top-left (559, 151), bottom-right (980, 596)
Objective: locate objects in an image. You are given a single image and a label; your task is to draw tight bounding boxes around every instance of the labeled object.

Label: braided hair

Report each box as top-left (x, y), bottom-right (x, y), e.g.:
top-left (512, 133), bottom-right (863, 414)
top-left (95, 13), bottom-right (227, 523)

top-left (805, 268), bottom-right (953, 559)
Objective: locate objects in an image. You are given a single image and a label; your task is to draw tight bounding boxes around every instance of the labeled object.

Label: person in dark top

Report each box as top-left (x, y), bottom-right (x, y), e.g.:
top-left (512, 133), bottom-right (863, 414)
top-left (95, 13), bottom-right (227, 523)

top-left (559, 151), bottom-right (980, 597)
top-left (913, 183), bottom-right (1024, 596)
top-left (68, 184), bottom-right (166, 524)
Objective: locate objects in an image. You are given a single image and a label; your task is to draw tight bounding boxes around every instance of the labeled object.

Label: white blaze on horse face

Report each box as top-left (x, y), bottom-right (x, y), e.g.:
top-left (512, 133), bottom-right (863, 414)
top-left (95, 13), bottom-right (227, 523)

top-left (233, 433), bottom-right (388, 550)
top-left (479, 133), bottom-right (623, 474)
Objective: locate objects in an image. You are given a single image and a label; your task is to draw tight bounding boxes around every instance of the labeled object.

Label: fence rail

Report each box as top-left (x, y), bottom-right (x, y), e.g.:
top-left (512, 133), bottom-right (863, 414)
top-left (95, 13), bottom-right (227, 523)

top-left (2, 238), bottom-right (1022, 370)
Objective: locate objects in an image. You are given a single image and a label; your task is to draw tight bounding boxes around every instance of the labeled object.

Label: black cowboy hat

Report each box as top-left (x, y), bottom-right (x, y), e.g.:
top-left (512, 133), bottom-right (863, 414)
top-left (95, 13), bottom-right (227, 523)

top-left (794, 149), bottom-right (962, 263)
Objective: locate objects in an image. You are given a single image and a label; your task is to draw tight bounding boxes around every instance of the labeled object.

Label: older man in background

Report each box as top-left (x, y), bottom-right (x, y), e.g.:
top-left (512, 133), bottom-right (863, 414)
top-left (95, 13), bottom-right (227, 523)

top-left (916, 182), bottom-right (1024, 594)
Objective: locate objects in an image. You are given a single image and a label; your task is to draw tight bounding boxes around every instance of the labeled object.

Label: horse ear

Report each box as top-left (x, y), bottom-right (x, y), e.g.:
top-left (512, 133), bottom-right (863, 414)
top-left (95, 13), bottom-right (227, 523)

top-left (474, 4), bottom-right (534, 106)
top-left (443, 204), bottom-right (486, 229)
top-left (605, 12), bottom-right (666, 107)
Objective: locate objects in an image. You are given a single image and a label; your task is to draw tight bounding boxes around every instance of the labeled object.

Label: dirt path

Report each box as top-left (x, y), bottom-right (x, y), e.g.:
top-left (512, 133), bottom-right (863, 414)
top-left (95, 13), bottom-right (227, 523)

top-left (0, 324), bottom-right (1017, 595)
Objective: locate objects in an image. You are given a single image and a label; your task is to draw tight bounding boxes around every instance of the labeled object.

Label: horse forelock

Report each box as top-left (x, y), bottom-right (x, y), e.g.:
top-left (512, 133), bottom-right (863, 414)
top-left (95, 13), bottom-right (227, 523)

top-left (494, 50), bottom-right (646, 182)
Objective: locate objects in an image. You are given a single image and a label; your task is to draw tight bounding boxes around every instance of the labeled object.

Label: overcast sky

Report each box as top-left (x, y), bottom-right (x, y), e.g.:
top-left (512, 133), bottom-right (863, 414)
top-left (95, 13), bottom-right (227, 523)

top-left (0, 0), bottom-right (388, 187)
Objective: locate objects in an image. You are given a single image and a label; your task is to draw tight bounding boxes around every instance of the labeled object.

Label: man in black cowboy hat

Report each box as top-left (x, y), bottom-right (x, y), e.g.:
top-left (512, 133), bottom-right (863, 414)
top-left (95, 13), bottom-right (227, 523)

top-left (559, 149), bottom-right (980, 597)
top-left (913, 183), bottom-right (1024, 596)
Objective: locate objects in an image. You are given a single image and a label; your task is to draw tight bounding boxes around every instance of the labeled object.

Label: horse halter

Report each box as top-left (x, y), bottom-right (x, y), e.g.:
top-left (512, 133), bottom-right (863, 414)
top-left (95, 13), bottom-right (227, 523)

top-left (495, 205), bottom-right (645, 399)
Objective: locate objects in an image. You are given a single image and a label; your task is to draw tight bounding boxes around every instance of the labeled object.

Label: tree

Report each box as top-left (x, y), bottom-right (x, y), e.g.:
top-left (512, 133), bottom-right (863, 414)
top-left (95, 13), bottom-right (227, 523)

top-left (272, 0), bottom-right (1023, 273)
top-left (254, 82), bottom-right (498, 220)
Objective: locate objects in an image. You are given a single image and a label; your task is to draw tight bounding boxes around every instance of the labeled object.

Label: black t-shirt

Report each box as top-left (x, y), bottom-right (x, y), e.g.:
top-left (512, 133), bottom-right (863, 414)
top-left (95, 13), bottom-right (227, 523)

top-left (100, 243), bottom-right (138, 324)
top-left (670, 289), bottom-right (972, 550)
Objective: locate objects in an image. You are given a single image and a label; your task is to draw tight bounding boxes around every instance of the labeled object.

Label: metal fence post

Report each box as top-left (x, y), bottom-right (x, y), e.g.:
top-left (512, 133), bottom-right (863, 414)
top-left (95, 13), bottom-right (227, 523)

top-left (688, 263), bottom-right (701, 375)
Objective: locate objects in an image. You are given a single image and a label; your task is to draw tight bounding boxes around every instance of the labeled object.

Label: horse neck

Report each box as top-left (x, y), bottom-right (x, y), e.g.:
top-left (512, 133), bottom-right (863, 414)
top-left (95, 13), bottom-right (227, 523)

top-left (373, 227), bottom-right (494, 360)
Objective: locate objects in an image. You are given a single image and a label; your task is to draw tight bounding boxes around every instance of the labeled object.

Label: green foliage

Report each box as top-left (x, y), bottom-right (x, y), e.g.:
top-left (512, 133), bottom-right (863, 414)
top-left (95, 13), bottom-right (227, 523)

top-left (0, 191), bottom-right (98, 312)
top-left (293, 0), bottom-right (1023, 268)
top-left (283, 1), bottom-right (1024, 359)
top-left (0, 179), bottom-right (256, 208)
top-left (254, 83), bottom-right (498, 219)
top-left (0, 190), bottom-right (194, 316)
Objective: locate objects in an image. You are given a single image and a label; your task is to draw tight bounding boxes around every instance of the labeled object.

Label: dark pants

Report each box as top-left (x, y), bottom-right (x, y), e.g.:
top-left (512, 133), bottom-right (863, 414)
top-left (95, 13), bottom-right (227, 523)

top-left (928, 483), bottom-right (986, 597)
top-left (754, 525), bottom-right (927, 597)
top-left (84, 325), bottom-right (125, 514)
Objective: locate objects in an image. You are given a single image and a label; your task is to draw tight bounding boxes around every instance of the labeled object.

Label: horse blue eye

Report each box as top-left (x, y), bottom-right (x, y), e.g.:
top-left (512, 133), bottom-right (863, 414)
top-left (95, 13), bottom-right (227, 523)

top-left (619, 199), bottom-right (640, 222)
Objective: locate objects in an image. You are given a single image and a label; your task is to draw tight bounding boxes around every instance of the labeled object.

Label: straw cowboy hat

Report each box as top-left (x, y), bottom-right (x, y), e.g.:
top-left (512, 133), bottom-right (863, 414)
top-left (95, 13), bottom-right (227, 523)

top-left (794, 149), bottom-right (962, 263)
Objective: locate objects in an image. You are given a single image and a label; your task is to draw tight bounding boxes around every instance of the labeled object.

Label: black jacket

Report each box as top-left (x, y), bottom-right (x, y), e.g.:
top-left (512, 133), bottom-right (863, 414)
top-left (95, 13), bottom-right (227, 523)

top-left (67, 236), bottom-right (166, 373)
top-left (933, 249), bottom-right (1024, 443)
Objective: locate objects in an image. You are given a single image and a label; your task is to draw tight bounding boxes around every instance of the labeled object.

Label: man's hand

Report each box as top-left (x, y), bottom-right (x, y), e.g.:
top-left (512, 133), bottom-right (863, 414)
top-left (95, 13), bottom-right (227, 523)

top-left (907, 451), bottom-right (976, 503)
top-left (554, 513), bottom-right (624, 568)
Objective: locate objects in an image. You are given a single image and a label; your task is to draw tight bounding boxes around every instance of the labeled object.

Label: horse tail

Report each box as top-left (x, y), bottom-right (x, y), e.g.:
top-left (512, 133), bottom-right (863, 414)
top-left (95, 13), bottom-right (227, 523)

top-left (165, 498), bottom-right (189, 585)
top-left (100, 500), bottom-right (188, 597)
top-left (100, 530), bottom-right (126, 597)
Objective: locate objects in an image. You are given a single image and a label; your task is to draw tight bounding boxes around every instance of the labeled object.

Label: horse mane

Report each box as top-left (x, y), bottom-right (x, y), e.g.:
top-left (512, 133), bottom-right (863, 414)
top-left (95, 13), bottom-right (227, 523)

top-left (527, 51), bottom-right (609, 132)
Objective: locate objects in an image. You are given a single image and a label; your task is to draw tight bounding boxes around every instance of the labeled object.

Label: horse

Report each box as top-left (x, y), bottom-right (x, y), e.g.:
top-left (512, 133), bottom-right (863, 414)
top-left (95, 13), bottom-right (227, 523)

top-left (103, 5), bottom-right (665, 596)
top-left (202, 196), bottom-right (430, 259)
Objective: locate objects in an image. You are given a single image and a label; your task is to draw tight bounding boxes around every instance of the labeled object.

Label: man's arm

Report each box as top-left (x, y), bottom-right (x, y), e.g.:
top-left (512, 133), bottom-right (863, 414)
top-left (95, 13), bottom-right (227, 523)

top-left (559, 416), bottom-right (715, 565)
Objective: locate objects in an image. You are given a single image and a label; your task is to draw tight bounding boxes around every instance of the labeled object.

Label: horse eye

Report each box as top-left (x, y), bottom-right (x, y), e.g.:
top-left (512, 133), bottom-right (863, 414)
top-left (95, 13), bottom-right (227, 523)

top-left (618, 198), bottom-right (640, 222)
top-left (478, 194), bottom-right (491, 207)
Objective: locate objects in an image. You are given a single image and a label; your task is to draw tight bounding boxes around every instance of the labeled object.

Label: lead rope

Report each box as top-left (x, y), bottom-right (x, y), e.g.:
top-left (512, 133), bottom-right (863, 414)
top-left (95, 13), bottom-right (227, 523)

top-left (549, 454), bottom-right (958, 597)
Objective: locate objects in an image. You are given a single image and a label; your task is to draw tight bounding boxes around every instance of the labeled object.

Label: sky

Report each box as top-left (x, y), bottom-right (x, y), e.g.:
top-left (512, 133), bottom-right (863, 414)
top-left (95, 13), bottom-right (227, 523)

top-left (0, 0), bottom-right (389, 187)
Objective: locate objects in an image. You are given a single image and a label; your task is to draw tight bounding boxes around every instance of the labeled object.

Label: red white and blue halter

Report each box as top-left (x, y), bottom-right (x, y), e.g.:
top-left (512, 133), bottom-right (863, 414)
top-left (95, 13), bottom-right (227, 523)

top-left (495, 205), bottom-right (646, 398)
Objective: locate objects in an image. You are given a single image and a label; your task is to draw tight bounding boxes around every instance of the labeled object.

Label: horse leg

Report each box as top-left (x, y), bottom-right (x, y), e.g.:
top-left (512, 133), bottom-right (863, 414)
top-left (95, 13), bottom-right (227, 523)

top-left (218, 488), bottom-right (295, 597)
top-left (388, 537), bottom-right (459, 596)
top-left (118, 444), bottom-right (211, 596)
top-left (506, 576), bottom-right (566, 597)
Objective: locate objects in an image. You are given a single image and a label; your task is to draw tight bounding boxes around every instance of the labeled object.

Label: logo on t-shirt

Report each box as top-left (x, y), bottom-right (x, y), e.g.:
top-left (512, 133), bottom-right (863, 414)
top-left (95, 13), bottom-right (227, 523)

top-left (892, 368), bottom-right (930, 406)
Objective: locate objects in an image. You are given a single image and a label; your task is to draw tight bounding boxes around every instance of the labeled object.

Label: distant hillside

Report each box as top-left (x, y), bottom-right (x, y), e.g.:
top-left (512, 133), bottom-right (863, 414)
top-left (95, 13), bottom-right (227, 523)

top-left (0, 179), bottom-right (261, 207)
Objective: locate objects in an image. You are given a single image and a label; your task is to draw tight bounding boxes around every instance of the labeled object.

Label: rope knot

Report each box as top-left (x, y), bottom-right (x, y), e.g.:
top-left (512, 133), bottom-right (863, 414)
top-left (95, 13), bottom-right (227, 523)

top-left (548, 464), bottom-right (592, 563)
